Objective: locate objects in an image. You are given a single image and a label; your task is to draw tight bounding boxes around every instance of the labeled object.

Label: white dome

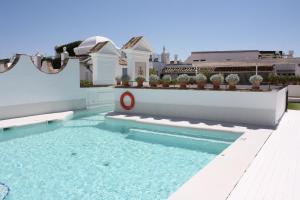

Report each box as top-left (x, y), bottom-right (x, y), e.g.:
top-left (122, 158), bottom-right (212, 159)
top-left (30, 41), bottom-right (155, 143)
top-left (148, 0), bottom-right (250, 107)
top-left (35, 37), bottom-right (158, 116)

top-left (74, 36), bottom-right (118, 55)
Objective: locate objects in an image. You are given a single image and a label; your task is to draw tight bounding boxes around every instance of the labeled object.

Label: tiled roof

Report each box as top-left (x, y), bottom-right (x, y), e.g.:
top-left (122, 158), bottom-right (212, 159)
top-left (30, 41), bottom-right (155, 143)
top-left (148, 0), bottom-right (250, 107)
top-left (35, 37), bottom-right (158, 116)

top-left (162, 64), bottom-right (194, 74)
top-left (162, 65), bottom-right (274, 74)
top-left (89, 41), bottom-right (109, 53)
top-left (191, 50), bottom-right (259, 54)
top-left (122, 36), bottom-right (143, 49)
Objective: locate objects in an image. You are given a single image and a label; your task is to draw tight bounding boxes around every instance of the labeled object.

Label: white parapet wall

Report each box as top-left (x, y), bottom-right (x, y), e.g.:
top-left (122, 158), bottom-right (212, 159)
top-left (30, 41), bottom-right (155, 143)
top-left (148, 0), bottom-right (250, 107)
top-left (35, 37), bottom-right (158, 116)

top-left (0, 55), bottom-right (114, 120)
top-left (114, 87), bottom-right (287, 126)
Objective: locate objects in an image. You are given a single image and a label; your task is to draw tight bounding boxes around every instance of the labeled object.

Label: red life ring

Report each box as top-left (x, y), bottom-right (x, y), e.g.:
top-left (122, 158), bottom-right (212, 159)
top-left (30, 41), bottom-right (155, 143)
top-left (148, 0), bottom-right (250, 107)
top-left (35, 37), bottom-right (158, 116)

top-left (120, 91), bottom-right (135, 110)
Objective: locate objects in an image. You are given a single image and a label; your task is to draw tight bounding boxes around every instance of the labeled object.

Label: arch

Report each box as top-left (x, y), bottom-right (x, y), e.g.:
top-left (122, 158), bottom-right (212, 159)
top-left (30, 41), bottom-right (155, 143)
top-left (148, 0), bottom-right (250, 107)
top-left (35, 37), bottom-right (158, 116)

top-left (0, 54), bottom-right (21, 74)
top-left (30, 56), bottom-right (70, 74)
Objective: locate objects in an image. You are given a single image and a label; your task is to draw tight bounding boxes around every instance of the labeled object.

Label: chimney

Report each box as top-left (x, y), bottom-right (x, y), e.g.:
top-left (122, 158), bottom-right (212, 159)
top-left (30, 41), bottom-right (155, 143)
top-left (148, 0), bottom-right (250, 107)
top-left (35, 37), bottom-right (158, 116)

top-left (287, 50), bottom-right (294, 58)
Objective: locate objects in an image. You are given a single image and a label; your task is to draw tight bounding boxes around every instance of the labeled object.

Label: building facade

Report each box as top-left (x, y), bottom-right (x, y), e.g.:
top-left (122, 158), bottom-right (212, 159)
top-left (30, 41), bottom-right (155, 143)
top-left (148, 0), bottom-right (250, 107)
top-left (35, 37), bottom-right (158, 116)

top-left (161, 50), bottom-right (300, 84)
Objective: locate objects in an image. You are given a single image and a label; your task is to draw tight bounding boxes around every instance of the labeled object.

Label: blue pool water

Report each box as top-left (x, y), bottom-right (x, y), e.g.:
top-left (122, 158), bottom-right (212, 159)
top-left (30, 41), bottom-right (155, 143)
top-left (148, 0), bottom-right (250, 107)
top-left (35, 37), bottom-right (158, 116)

top-left (0, 110), bottom-right (240, 200)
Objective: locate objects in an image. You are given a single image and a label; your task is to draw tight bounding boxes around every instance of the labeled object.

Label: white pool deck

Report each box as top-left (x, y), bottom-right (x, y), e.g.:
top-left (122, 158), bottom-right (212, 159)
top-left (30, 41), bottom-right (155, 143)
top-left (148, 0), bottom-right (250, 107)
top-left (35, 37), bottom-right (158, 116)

top-left (0, 109), bottom-right (299, 199)
top-left (0, 111), bottom-right (73, 130)
top-left (106, 110), bottom-right (300, 200)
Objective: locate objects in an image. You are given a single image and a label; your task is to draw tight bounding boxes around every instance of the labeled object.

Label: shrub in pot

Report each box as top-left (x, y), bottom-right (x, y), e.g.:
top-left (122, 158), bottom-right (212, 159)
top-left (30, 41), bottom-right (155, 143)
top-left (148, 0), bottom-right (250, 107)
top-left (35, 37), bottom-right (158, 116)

top-left (121, 74), bottom-right (130, 87)
top-left (115, 76), bottom-right (121, 85)
top-left (149, 74), bottom-right (160, 87)
top-left (135, 75), bottom-right (145, 87)
top-left (162, 75), bottom-right (172, 87)
top-left (225, 74), bottom-right (240, 90)
top-left (195, 73), bottom-right (207, 89)
top-left (249, 74), bottom-right (263, 90)
top-left (210, 74), bottom-right (224, 90)
top-left (177, 74), bottom-right (190, 88)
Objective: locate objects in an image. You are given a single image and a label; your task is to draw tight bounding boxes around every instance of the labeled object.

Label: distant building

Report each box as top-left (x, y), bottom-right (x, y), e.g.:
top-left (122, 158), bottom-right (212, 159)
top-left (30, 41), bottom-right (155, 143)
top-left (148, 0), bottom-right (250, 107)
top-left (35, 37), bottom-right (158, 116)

top-left (161, 46), bottom-right (170, 64)
top-left (75, 35), bottom-right (153, 85)
top-left (162, 50), bottom-right (300, 83)
top-left (150, 46), bottom-right (182, 77)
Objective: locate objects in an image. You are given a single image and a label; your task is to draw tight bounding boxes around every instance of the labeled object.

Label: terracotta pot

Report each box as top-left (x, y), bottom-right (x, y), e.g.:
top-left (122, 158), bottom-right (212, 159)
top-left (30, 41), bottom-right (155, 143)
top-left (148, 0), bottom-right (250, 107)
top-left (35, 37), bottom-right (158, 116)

top-left (163, 83), bottom-right (169, 88)
top-left (150, 83), bottom-right (157, 87)
top-left (212, 80), bottom-right (221, 90)
top-left (252, 80), bottom-right (261, 90)
top-left (137, 80), bottom-right (144, 87)
top-left (197, 81), bottom-right (206, 89)
top-left (180, 83), bottom-right (187, 88)
top-left (122, 81), bottom-right (129, 87)
top-left (228, 81), bottom-right (236, 90)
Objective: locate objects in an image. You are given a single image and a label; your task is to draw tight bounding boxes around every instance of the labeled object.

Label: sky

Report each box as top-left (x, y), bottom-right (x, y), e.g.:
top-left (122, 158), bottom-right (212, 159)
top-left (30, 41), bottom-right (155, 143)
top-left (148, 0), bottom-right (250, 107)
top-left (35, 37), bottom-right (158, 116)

top-left (0, 0), bottom-right (299, 61)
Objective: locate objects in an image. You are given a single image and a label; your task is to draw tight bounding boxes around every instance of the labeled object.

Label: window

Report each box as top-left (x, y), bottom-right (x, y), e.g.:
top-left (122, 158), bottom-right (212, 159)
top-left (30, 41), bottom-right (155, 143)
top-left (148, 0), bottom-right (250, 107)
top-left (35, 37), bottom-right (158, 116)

top-left (200, 59), bottom-right (206, 62)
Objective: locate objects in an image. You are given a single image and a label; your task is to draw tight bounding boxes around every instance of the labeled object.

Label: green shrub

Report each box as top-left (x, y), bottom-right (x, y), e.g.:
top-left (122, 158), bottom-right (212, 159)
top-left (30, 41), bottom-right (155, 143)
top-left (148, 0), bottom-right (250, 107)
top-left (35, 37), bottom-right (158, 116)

top-left (80, 80), bottom-right (93, 87)
top-left (189, 76), bottom-right (196, 84)
top-left (210, 74), bottom-right (224, 83)
top-left (249, 74), bottom-right (263, 84)
top-left (135, 75), bottom-right (145, 82)
top-left (149, 74), bottom-right (160, 84)
top-left (162, 75), bottom-right (172, 83)
top-left (177, 74), bottom-right (190, 84)
top-left (121, 74), bottom-right (130, 82)
top-left (225, 74), bottom-right (240, 84)
top-left (195, 73), bottom-right (207, 82)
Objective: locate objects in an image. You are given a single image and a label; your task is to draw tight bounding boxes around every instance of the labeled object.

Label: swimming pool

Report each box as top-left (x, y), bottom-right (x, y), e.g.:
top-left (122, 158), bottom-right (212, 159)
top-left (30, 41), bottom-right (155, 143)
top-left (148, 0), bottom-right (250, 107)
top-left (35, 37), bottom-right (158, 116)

top-left (0, 110), bottom-right (241, 200)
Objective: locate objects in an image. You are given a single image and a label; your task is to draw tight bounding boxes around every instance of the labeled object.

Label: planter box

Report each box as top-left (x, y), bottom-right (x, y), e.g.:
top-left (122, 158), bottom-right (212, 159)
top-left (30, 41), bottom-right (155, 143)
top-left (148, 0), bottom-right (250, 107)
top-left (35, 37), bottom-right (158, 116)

top-left (114, 87), bottom-right (287, 126)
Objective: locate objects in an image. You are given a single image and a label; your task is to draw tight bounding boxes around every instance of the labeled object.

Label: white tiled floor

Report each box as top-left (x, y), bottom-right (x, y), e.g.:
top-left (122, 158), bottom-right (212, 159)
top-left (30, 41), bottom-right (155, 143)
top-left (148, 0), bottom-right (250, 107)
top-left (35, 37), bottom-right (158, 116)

top-left (228, 110), bottom-right (300, 200)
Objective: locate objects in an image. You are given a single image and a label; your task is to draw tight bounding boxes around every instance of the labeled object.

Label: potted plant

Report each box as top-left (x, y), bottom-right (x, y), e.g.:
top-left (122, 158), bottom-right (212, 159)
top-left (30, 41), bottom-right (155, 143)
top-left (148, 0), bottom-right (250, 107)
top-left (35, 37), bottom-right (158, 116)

top-left (115, 76), bottom-right (121, 85)
top-left (177, 74), bottom-right (190, 88)
top-left (195, 73), bottom-right (207, 89)
top-left (149, 74), bottom-right (160, 87)
top-left (249, 74), bottom-right (263, 90)
top-left (135, 75), bottom-right (145, 87)
top-left (162, 75), bottom-right (172, 88)
top-left (121, 74), bottom-right (130, 87)
top-left (225, 74), bottom-right (240, 90)
top-left (210, 74), bottom-right (224, 90)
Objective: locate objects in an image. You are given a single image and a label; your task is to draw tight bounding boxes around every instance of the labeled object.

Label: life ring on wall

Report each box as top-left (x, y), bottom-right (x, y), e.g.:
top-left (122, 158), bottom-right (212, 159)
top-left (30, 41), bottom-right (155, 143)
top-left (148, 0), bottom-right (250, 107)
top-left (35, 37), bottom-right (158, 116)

top-left (120, 91), bottom-right (135, 110)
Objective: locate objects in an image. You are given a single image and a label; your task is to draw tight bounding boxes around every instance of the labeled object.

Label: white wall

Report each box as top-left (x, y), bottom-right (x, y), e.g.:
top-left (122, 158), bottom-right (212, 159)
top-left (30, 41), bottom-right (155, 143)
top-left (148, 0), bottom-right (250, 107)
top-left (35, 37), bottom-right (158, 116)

top-left (85, 87), bottom-right (114, 108)
top-left (0, 55), bottom-right (84, 106)
top-left (114, 88), bottom-right (287, 126)
top-left (0, 55), bottom-right (115, 120)
top-left (92, 54), bottom-right (118, 85)
top-left (0, 56), bottom-right (87, 119)
top-left (185, 51), bottom-right (259, 64)
top-left (126, 50), bottom-right (150, 82)
top-left (275, 87), bottom-right (287, 123)
top-left (288, 85), bottom-right (300, 97)
top-left (80, 64), bottom-right (92, 82)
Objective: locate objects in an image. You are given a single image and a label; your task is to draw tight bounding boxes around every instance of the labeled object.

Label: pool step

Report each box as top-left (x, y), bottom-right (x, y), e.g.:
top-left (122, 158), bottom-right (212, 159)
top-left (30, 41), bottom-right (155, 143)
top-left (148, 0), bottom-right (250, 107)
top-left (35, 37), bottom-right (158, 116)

top-left (0, 183), bottom-right (9, 200)
top-left (127, 128), bottom-right (230, 154)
